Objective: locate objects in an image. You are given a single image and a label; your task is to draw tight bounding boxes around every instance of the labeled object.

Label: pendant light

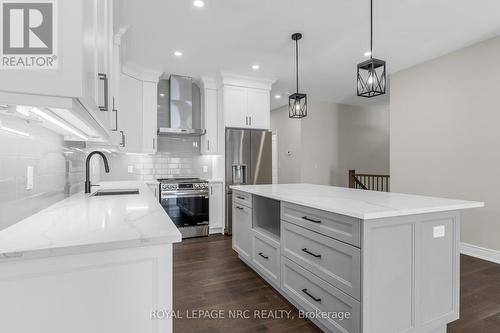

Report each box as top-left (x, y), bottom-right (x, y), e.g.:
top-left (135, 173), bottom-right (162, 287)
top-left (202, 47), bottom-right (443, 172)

top-left (289, 33), bottom-right (307, 118)
top-left (357, 0), bottom-right (386, 98)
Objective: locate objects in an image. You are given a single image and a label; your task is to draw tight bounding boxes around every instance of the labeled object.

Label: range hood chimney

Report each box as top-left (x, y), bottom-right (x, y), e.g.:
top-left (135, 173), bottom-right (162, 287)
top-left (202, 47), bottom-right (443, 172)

top-left (157, 75), bottom-right (206, 136)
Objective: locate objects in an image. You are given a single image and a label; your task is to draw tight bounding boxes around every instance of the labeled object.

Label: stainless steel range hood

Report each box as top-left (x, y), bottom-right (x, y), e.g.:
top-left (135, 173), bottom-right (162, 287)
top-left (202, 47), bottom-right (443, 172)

top-left (157, 75), bottom-right (206, 136)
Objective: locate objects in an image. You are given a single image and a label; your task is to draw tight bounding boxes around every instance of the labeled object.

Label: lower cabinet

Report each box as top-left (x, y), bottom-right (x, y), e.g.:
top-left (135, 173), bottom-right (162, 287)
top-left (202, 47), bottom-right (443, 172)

top-left (281, 257), bottom-right (360, 333)
top-left (209, 182), bottom-right (224, 234)
top-left (252, 230), bottom-right (280, 287)
top-left (232, 194), bottom-right (362, 333)
top-left (232, 201), bottom-right (252, 261)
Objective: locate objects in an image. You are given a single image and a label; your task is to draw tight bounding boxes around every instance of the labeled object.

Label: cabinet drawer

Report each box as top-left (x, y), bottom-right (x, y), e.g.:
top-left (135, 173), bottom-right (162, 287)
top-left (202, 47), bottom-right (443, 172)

top-left (281, 257), bottom-right (360, 333)
top-left (282, 202), bottom-right (360, 247)
top-left (252, 230), bottom-right (280, 286)
top-left (282, 222), bottom-right (361, 300)
top-left (234, 191), bottom-right (252, 208)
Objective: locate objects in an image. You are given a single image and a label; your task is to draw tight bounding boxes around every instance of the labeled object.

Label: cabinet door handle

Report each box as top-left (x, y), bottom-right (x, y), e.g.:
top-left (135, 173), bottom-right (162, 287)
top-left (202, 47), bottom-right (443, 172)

top-left (98, 73), bottom-right (109, 111)
top-left (120, 131), bottom-right (126, 147)
top-left (235, 206), bottom-right (244, 210)
top-left (245, 116), bottom-right (248, 125)
top-left (258, 252), bottom-right (269, 260)
top-left (112, 97), bottom-right (118, 131)
top-left (302, 216), bottom-right (321, 224)
top-left (210, 186), bottom-right (213, 195)
top-left (236, 195), bottom-right (246, 200)
top-left (249, 116), bottom-right (252, 126)
top-left (302, 248), bottom-right (321, 258)
top-left (301, 288), bottom-right (321, 303)
top-left (207, 139), bottom-right (210, 151)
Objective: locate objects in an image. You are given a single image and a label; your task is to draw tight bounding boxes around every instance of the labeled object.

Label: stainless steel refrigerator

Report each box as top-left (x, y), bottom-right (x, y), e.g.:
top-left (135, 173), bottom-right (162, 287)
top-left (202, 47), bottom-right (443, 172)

top-left (225, 128), bottom-right (272, 235)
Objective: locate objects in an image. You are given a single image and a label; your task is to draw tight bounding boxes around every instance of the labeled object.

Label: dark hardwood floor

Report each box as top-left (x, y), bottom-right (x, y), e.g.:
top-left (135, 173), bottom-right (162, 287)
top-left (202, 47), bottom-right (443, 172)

top-left (174, 235), bottom-right (500, 333)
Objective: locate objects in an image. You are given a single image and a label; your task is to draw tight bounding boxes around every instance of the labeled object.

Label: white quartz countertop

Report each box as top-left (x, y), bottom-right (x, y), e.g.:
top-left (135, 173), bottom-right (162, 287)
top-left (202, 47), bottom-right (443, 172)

top-left (230, 184), bottom-right (484, 220)
top-left (0, 181), bottom-right (181, 260)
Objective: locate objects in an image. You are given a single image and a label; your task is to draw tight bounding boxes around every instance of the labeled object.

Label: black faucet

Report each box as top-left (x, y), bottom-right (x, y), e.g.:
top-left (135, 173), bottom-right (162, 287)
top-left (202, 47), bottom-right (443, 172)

top-left (85, 151), bottom-right (110, 193)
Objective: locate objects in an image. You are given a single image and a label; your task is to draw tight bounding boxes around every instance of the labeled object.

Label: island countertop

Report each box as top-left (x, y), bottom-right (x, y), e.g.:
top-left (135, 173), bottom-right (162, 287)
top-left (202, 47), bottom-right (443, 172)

top-left (0, 181), bottom-right (181, 260)
top-left (230, 183), bottom-right (484, 220)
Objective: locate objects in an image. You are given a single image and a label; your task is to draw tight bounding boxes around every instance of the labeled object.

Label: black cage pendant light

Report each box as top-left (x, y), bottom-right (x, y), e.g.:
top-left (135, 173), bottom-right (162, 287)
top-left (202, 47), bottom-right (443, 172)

top-left (357, 0), bottom-right (386, 98)
top-left (289, 33), bottom-right (307, 118)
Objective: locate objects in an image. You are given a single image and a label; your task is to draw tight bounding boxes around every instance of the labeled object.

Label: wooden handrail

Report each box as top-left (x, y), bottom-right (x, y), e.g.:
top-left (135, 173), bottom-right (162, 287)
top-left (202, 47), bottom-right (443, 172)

top-left (349, 169), bottom-right (390, 192)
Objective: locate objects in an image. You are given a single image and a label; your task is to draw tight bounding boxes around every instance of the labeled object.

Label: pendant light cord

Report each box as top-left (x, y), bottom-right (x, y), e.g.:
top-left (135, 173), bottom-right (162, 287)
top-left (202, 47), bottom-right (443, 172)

top-left (370, 0), bottom-right (373, 59)
top-left (295, 38), bottom-right (299, 93)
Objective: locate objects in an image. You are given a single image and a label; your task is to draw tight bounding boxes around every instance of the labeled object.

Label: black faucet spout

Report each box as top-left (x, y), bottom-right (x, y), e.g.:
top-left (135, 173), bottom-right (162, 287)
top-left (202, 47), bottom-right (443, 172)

top-left (85, 151), bottom-right (110, 193)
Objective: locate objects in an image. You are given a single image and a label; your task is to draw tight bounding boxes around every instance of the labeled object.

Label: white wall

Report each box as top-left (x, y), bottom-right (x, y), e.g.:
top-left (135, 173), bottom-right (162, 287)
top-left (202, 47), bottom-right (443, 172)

top-left (270, 104), bottom-right (302, 183)
top-left (271, 101), bottom-right (389, 187)
top-left (390, 36), bottom-right (500, 251)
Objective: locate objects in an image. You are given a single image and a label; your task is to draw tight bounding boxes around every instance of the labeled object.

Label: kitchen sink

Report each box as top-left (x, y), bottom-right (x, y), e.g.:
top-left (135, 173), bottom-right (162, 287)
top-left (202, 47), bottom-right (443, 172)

top-left (91, 188), bottom-right (140, 196)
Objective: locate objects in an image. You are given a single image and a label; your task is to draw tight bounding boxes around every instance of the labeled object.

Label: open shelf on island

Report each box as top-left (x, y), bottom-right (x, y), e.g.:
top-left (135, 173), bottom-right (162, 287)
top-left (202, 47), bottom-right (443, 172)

top-left (252, 195), bottom-right (280, 240)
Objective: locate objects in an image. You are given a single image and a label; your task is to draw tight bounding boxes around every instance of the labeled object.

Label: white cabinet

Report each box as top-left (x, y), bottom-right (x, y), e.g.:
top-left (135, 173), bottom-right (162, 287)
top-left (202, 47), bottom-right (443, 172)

top-left (220, 78), bottom-right (272, 129)
top-left (209, 182), bottom-right (224, 234)
top-left (146, 182), bottom-right (159, 200)
top-left (0, 0), bottom-right (111, 117)
top-left (223, 86), bottom-right (248, 128)
top-left (201, 78), bottom-right (220, 155)
top-left (247, 88), bottom-right (270, 129)
top-left (118, 70), bottom-right (158, 154)
top-left (232, 198), bottom-right (252, 261)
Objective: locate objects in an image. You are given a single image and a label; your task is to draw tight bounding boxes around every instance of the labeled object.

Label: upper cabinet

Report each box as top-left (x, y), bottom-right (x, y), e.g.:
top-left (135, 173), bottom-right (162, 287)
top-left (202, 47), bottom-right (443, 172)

top-left (219, 74), bottom-right (274, 130)
top-left (0, 0), bottom-right (115, 141)
top-left (118, 66), bottom-right (160, 154)
top-left (201, 77), bottom-right (220, 155)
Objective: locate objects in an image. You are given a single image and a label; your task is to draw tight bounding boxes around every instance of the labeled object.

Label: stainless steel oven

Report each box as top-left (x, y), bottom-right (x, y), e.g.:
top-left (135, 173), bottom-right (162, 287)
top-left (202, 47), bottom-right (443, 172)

top-left (159, 178), bottom-right (209, 239)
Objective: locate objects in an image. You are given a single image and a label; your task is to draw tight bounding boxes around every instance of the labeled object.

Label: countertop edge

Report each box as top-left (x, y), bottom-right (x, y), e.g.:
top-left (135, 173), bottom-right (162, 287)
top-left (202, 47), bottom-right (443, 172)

top-left (231, 185), bottom-right (485, 220)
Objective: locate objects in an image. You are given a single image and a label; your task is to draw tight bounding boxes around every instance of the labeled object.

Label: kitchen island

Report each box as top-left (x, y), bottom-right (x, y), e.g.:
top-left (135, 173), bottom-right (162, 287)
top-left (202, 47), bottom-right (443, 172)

top-left (0, 181), bottom-right (181, 333)
top-left (230, 184), bottom-right (483, 333)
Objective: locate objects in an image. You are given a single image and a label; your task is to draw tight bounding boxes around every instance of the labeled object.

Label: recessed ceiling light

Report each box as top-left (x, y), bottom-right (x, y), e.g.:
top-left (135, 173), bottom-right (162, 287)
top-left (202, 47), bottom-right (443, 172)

top-left (252, 64), bottom-right (260, 70)
top-left (364, 51), bottom-right (372, 57)
top-left (193, 0), bottom-right (204, 8)
top-left (275, 94), bottom-right (281, 99)
top-left (174, 51), bottom-right (183, 57)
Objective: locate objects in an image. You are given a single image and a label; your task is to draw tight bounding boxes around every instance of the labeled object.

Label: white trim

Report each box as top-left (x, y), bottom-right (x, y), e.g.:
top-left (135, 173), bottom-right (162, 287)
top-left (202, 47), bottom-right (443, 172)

top-left (209, 226), bottom-right (224, 235)
top-left (218, 72), bottom-right (275, 90)
top-left (461, 242), bottom-right (500, 264)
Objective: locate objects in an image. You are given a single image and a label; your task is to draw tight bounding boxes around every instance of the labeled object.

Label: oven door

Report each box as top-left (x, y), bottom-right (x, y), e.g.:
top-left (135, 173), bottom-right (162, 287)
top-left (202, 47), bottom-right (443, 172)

top-left (160, 191), bottom-right (209, 228)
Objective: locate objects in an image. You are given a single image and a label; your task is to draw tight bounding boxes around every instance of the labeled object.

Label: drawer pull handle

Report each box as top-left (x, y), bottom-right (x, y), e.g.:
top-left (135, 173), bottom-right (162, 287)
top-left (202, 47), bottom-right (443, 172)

top-left (302, 248), bottom-right (321, 258)
top-left (236, 196), bottom-right (246, 200)
top-left (236, 206), bottom-right (244, 210)
top-left (302, 216), bottom-right (321, 223)
top-left (301, 288), bottom-right (321, 303)
top-left (258, 252), bottom-right (269, 260)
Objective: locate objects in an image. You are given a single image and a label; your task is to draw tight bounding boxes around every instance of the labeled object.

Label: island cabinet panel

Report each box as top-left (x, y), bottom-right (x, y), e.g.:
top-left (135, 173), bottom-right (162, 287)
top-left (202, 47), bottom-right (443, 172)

top-left (232, 201), bottom-right (252, 261)
top-left (281, 202), bottom-right (361, 247)
top-left (281, 257), bottom-right (361, 333)
top-left (252, 229), bottom-right (281, 287)
top-left (361, 211), bottom-right (460, 333)
top-left (282, 221), bottom-right (361, 300)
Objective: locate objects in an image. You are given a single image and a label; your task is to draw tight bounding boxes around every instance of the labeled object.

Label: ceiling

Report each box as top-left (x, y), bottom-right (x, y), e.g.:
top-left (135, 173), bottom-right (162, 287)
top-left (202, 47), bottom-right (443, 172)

top-left (117, 0), bottom-right (500, 109)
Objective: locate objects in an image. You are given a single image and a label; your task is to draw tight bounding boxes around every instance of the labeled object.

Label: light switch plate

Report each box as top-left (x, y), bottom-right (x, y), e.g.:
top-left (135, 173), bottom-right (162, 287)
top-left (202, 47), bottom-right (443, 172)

top-left (127, 165), bottom-right (134, 173)
top-left (26, 166), bottom-right (34, 190)
top-left (433, 225), bottom-right (445, 238)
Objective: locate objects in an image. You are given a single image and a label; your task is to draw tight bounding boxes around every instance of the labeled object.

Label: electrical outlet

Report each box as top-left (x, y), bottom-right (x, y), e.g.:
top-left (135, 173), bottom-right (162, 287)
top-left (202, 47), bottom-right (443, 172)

top-left (202, 165), bottom-right (208, 173)
top-left (433, 225), bottom-right (445, 238)
top-left (26, 166), bottom-right (34, 190)
top-left (127, 165), bottom-right (134, 173)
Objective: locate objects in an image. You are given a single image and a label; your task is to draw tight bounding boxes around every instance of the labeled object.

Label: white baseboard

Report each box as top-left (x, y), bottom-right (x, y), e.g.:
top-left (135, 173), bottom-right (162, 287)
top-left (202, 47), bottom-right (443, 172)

top-left (461, 242), bottom-right (500, 264)
top-left (209, 226), bottom-right (224, 235)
